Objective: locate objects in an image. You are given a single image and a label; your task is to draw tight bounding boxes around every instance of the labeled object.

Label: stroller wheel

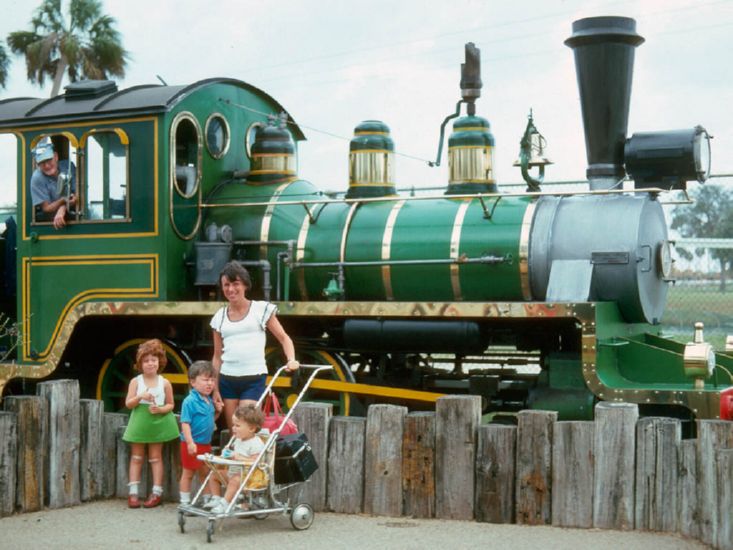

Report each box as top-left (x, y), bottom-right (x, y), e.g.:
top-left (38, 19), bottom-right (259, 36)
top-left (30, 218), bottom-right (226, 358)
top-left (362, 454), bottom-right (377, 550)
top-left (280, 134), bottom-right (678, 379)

top-left (177, 511), bottom-right (186, 533)
top-left (206, 520), bottom-right (215, 543)
top-left (290, 503), bottom-right (314, 530)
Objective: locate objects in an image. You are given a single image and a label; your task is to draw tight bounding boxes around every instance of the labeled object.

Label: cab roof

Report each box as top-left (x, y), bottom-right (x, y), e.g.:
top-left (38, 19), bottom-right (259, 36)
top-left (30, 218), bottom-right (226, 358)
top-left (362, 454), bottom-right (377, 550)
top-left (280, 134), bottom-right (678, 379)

top-left (0, 78), bottom-right (305, 140)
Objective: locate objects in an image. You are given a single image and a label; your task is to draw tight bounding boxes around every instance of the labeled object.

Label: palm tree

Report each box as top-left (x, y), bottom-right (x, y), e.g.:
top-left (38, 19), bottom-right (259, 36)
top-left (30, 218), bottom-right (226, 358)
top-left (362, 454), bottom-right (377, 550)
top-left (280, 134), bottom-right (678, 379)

top-left (7, 0), bottom-right (128, 97)
top-left (0, 42), bottom-right (9, 89)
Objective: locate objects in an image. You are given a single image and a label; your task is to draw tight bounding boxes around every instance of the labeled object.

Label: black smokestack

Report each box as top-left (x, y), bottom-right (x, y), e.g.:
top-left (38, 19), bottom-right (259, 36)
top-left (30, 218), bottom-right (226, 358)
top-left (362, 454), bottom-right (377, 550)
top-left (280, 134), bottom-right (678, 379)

top-left (565, 16), bottom-right (644, 189)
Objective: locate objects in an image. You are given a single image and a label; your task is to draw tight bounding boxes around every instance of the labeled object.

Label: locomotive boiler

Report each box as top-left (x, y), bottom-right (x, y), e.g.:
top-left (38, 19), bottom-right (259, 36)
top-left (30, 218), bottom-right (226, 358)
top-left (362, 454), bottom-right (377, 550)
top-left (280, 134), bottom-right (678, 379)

top-left (0, 16), bottom-right (731, 424)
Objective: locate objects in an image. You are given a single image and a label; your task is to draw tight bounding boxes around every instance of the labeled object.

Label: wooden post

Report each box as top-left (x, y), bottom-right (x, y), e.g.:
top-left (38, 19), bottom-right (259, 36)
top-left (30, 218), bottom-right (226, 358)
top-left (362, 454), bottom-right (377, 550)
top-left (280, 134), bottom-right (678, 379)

top-left (402, 412), bottom-right (436, 519)
top-left (4, 396), bottom-right (46, 512)
top-left (101, 413), bottom-right (127, 498)
top-left (164, 435), bottom-right (182, 502)
top-left (635, 417), bottom-right (680, 532)
top-left (364, 404), bottom-right (408, 517)
top-left (677, 439), bottom-right (699, 540)
top-left (698, 420), bottom-right (733, 546)
top-left (38, 380), bottom-right (81, 508)
top-left (115, 425), bottom-right (130, 498)
top-left (716, 449), bottom-right (733, 550)
top-left (79, 400), bottom-right (104, 501)
top-left (0, 411), bottom-right (17, 517)
top-left (475, 424), bottom-right (516, 524)
top-left (551, 421), bottom-right (594, 528)
top-left (327, 416), bottom-right (365, 514)
top-left (292, 402), bottom-right (332, 511)
top-left (592, 402), bottom-right (638, 530)
top-left (435, 395), bottom-right (481, 520)
top-left (515, 410), bottom-right (556, 525)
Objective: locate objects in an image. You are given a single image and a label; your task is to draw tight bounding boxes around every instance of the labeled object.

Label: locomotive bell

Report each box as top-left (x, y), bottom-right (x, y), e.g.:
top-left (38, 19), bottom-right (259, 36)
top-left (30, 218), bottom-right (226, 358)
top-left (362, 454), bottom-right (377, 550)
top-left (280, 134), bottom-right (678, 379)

top-left (346, 120), bottom-right (396, 199)
top-left (445, 115), bottom-right (497, 195)
top-left (247, 123), bottom-right (297, 184)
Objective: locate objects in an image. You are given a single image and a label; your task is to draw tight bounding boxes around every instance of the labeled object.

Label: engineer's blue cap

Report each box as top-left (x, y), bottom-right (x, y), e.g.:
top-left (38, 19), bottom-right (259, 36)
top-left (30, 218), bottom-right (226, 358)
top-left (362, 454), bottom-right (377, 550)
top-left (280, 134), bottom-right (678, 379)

top-left (33, 142), bottom-right (55, 163)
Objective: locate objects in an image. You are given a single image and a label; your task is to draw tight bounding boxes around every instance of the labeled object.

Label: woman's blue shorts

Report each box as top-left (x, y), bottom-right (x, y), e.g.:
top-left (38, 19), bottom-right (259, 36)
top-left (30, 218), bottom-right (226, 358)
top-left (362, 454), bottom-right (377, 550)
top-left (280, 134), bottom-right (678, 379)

top-left (218, 373), bottom-right (266, 401)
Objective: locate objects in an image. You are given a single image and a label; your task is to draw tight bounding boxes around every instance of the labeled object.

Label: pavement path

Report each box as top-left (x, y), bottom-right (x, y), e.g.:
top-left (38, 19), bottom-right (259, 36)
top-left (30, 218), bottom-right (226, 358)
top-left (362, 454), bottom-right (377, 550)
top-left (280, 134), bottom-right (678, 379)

top-left (0, 500), bottom-right (706, 549)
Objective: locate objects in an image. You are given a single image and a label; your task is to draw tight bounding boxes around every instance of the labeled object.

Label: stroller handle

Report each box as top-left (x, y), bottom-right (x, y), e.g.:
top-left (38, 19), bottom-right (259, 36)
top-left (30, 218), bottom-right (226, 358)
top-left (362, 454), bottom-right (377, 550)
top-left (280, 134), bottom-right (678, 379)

top-left (255, 363), bottom-right (333, 409)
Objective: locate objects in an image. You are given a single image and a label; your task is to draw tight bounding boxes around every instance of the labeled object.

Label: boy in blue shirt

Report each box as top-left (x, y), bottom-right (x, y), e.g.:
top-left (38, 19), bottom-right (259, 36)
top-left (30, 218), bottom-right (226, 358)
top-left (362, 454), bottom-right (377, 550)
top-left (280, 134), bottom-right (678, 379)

top-left (179, 360), bottom-right (223, 505)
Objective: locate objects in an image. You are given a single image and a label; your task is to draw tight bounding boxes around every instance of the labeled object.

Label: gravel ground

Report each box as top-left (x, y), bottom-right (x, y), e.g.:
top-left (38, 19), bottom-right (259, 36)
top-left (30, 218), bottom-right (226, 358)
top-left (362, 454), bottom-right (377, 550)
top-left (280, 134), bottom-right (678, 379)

top-left (0, 500), bottom-right (707, 549)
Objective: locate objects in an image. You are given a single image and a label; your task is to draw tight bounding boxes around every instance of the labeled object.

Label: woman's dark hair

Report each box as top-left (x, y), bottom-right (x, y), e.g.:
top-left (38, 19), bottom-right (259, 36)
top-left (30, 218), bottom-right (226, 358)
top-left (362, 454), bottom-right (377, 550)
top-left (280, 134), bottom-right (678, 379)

top-left (219, 261), bottom-right (251, 290)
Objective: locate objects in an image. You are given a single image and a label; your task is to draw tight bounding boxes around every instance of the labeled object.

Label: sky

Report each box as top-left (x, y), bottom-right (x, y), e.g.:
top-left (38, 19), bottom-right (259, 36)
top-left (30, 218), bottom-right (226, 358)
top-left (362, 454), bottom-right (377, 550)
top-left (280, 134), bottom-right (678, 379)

top-left (1, 0), bottom-right (732, 202)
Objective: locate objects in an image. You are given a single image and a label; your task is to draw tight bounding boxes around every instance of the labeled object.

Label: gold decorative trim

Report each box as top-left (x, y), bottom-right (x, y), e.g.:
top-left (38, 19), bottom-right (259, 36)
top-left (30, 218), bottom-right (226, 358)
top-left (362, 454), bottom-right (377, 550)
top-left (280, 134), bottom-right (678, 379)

top-left (295, 211), bottom-right (311, 300)
top-left (22, 254), bottom-right (159, 360)
top-left (381, 200), bottom-right (405, 300)
top-left (259, 180), bottom-right (294, 260)
top-left (519, 200), bottom-right (537, 300)
top-left (340, 203), bottom-right (359, 263)
top-left (450, 200), bottom-right (471, 300)
top-left (452, 126), bottom-right (490, 132)
top-left (17, 116), bottom-right (158, 242)
top-left (168, 111), bottom-right (203, 240)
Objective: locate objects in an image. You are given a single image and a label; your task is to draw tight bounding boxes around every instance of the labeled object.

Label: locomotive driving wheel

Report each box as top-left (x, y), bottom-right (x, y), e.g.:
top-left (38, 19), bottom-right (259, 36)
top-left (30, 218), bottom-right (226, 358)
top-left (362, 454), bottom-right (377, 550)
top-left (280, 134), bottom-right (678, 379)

top-left (96, 338), bottom-right (191, 412)
top-left (265, 348), bottom-right (358, 416)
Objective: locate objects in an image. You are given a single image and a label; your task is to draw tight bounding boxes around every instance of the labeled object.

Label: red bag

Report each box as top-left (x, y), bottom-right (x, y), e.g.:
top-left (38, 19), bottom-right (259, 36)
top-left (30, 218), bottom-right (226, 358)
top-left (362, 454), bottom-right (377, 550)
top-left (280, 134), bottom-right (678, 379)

top-left (262, 393), bottom-right (298, 436)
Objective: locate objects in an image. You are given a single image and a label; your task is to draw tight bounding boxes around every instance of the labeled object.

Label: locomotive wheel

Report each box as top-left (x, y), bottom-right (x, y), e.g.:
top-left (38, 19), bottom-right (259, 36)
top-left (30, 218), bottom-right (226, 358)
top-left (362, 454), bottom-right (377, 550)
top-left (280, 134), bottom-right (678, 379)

top-left (266, 348), bottom-right (356, 416)
top-left (96, 338), bottom-right (191, 412)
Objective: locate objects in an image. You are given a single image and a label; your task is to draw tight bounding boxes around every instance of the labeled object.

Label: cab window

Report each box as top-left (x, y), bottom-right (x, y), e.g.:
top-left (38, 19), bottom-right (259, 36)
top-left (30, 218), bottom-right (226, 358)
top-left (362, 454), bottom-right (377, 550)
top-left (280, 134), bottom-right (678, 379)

top-left (171, 112), bottom-right (201, 198)
top-left (84, 131), bottom-right (129, 220)
top-left (30, 134), bottom-right (78, 225)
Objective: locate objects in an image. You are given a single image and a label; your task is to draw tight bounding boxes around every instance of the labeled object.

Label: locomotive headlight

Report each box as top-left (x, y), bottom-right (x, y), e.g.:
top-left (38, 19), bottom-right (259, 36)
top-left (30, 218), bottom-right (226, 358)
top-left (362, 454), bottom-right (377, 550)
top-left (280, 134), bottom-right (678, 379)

top-left (624, 126), bottom-right (712, 190)
top-left (693, 127), bottom-right (711, 181)
top-left (657, 240), bottom-right (673, 280)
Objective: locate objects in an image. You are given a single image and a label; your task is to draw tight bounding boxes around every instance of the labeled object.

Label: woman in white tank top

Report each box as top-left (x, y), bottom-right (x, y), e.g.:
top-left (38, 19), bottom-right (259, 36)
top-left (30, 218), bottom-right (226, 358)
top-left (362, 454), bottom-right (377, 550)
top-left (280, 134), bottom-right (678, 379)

top-left (210, 262), bottom-right (300, 430)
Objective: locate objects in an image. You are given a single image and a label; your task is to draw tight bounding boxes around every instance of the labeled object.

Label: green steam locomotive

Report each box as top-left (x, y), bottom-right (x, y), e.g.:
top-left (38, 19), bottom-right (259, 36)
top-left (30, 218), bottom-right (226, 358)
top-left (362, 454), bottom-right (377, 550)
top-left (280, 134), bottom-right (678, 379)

top-left (0, 16), bottom-right (731, 423)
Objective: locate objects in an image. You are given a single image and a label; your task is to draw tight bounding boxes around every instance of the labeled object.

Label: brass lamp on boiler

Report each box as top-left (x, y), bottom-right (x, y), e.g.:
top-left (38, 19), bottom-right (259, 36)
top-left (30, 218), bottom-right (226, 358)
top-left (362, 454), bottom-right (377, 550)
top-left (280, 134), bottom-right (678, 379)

top-left (514, 109), bottom-right (553, 191)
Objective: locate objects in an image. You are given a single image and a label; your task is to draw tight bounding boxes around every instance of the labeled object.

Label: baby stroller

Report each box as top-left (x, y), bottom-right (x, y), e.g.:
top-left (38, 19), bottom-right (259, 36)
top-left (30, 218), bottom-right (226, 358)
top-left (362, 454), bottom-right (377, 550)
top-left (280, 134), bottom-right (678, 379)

top-left (177, 364), bottom-right (331, 543)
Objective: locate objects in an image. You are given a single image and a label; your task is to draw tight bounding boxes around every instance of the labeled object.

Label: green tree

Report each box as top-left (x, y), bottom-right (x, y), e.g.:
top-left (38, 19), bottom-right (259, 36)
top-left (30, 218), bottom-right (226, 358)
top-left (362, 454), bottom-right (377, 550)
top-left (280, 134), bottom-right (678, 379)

top-left (0, 42), bottom-right (9, 88)
top-left (671, 184), bottom-right (733, 291)
top-left (7, 0), bottom-right (128, 97)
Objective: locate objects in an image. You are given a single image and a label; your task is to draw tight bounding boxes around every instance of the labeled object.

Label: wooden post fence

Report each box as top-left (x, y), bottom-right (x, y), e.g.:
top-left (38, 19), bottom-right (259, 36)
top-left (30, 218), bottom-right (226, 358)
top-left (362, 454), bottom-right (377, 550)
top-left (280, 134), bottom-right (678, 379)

top-left (3, 378), bottom-right (733, 550)
top-left (0, 411), bottom-right (17, 517)
top-left (3, 395), bottom-right (46, 512)
top-left (593, 402), bottom-right (638, 530)
top-left (552, 421), bottom-right (594, 528)
top-left (38, 380), bottom-right (81, 509)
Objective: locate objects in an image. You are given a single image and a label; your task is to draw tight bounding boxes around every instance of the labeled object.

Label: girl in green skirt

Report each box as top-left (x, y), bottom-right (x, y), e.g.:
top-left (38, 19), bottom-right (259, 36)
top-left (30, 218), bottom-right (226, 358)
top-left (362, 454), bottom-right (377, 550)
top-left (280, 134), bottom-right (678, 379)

top-left (122, 339), bottom-right (179, 508)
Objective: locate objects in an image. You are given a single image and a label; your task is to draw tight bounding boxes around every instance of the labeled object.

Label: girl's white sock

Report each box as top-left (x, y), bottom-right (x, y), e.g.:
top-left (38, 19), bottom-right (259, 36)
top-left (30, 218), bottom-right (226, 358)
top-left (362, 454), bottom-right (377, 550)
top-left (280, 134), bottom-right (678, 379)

top-left (180, 491), bottom-right (190, 504)
top-left (152, 485), bottom-right (163, 496)
top-left (128, 482), bottom-right (139, 496)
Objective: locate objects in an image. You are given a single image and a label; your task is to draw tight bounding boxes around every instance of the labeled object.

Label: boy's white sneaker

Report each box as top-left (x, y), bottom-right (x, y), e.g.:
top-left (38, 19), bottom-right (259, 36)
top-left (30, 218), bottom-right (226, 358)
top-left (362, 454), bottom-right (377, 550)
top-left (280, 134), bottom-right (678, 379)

top-left (202, 496), bottom-right (223, 510)
top-left (209, 499), bottom-right (230, 514)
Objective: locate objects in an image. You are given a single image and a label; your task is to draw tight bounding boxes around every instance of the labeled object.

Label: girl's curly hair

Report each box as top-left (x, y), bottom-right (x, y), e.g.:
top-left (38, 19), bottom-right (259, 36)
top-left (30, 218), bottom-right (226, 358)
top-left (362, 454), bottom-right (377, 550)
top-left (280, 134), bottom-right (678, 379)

top-left (135, 339), bottom-right (168, 372)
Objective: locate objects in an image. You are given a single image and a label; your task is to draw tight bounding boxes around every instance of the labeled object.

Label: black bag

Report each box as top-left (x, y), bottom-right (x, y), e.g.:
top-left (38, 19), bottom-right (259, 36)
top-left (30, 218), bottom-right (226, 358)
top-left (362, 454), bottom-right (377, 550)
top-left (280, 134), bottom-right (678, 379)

top-left (274, 433), bottom-right (318, 484)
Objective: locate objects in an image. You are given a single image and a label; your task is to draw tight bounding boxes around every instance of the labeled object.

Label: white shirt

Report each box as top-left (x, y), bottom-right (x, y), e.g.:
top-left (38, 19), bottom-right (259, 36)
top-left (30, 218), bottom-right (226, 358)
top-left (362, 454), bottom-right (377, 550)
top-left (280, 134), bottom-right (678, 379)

top-left (134, 374), bottom-right (165, 406)
top-left (232, 435), bottom-right (266, 459)
top-left (210, 301), bottom-right (277, 377)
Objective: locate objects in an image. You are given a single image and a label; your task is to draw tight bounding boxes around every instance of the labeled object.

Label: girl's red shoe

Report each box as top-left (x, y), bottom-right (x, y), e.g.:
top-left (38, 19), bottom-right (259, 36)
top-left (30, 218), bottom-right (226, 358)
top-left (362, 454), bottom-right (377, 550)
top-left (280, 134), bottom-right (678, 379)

top-left (127, 495), bottom-right (142, 508)
top-left (143, 493), bottom-right (162, 508)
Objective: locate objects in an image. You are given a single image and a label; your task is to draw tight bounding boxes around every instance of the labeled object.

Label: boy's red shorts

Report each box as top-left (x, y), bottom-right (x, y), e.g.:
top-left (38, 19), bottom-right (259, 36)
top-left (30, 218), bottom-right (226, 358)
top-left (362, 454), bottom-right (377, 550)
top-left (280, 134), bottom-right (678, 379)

top-left (180, 441), bottom-right (212, 470)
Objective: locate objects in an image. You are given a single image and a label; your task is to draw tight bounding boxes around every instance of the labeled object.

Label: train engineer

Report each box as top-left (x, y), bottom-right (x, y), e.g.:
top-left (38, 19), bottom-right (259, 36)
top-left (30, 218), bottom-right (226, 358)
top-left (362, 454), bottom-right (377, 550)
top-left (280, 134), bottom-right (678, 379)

top-left (29, 141), bottom-right (76, 230)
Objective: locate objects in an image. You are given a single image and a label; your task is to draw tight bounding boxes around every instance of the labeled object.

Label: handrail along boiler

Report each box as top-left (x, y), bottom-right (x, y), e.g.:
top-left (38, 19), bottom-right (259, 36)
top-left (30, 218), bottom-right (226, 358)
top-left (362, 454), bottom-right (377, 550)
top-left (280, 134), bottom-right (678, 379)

top-left (0, 16), bottom-right (731, 424)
